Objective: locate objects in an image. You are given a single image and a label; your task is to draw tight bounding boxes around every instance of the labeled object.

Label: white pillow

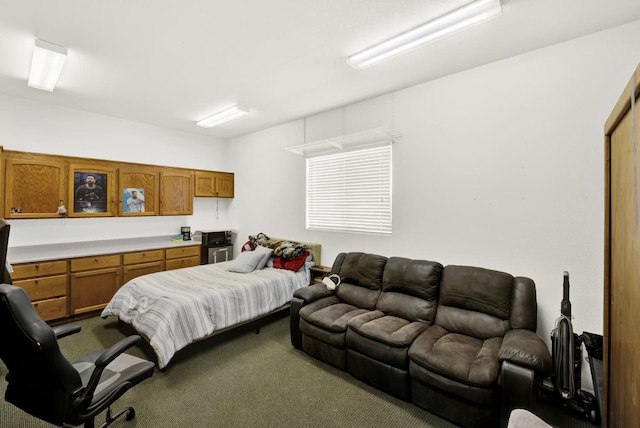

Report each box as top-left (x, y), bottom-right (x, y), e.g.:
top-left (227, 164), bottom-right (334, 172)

top-left (254, 245), bottom-right (274, 270)
top-left (227, 250), bottom-right (265, 273)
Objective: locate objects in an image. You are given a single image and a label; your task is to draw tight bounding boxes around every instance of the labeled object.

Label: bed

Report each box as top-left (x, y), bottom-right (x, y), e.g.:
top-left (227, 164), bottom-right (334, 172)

top-left (101, 238), bottom-right (321, 369)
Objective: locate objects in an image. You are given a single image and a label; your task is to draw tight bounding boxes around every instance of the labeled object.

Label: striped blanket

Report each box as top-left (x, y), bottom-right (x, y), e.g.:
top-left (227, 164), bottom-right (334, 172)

top-left (101, 262), bottom-right (310, 368)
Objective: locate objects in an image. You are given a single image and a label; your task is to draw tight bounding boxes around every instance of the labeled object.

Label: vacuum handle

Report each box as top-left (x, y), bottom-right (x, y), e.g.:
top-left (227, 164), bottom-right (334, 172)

top-left (561, 271), bottom-right (571, 317)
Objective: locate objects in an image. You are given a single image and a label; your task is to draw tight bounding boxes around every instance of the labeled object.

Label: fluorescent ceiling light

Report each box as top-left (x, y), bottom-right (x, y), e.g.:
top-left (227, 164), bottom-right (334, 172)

top-left (196, 105), bottom-right (251, 128)
top-left (28, 39), bottom-right (68, 92)
top-left (347, 0), bottom-right (502, 70)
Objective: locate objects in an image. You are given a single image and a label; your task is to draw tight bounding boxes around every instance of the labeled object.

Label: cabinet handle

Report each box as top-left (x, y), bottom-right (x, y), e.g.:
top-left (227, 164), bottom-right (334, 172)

top-left (34, 279), bottom-right (39, 284)
top-left (35, 264), bottom-right (40, 270)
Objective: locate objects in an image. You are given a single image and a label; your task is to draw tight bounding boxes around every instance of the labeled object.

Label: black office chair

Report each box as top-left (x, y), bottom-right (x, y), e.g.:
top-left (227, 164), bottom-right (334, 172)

top-left (0, 283), bottom-right (155, 428)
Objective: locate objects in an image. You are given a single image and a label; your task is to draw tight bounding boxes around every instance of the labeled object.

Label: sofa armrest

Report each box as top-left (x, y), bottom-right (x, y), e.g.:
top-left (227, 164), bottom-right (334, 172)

top-left (293, 283), bottom-right (334, 303)
top-left (499, 329), bottom-right (552, 376)
top-left (290, 284), bottom-right (334, 349)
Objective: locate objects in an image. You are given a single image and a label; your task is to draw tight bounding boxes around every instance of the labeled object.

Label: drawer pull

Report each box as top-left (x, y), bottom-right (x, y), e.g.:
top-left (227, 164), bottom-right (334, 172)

top-left (35, 264), bottom-right (40, 270)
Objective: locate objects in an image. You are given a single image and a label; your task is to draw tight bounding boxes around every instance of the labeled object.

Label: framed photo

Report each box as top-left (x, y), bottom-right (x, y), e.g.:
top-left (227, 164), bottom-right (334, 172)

top-left (123, 188), bottom-right (145, 213)
top-left (68, 165), bottom-right (116, 217)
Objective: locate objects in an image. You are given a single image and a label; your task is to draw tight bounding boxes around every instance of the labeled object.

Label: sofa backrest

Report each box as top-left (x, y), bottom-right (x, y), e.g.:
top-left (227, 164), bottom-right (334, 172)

top-left (434, 265), bottom-right (536, 339)
top-left (331, 252), bottom-right (387, 310)
top-left (378, 257), bottom-right (443, 324)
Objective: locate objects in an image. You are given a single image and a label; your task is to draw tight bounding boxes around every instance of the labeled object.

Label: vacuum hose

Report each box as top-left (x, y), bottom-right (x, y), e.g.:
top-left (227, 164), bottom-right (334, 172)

top-left (553, 271), bottom-right (576, 400)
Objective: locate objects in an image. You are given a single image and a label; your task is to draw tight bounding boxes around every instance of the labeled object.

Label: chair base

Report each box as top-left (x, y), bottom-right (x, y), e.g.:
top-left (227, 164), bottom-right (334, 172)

top-left (89, 406), bottom-right (136, 428)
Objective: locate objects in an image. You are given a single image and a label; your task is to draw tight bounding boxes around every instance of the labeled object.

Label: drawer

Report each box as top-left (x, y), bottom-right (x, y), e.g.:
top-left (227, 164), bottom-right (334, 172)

top-left (14, 274), bottom-right (67, 301)
top-left (123, 249), bottom-right (164, 265)
top-left (70, 254), bottom-right (121, 272)
top-left (165, 245), bottom-right (200, 260)
top-left (11, 260), bottom-right (68, 280)
top-left (33, 297), bottom-right (68, 322)
top-left (165, 256), bottom-right (200, 270)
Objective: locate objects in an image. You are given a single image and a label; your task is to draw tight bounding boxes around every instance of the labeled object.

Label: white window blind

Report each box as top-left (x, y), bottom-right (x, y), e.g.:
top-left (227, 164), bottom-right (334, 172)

top-left (306, 144), bottom-right (392, 235)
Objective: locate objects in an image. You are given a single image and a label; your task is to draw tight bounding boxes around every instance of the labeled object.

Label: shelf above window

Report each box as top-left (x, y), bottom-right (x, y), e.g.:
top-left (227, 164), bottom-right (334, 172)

top-left (284, 126), bottom-right (400, 157)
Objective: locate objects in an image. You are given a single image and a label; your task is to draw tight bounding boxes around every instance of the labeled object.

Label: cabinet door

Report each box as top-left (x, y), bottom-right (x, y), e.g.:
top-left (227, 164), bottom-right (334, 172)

top-left (215, 172), bottom-right (234, 198)
top-left (194, 171), bottom-right (234, 198)
top-left (4, 157), bottom-right (66, 218)
top-left (68, 164), bottom-right (117, 217)
top-left (123, 261), bottom-right (164, 283)
top-left (119, 167), bottom-right (159, 216)
top-left (160, 170), bottom-right (193, 215)
top-left (194, 171), bottom-right (216, 197)
top-left (70, 266), bottom-right (121, 315)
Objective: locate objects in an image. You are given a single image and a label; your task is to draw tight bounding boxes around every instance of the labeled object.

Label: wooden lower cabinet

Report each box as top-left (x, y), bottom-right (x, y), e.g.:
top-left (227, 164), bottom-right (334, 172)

top-left (70, 254), bottom-right (122, 315)
top-left (122, 249), bottom-right (164, 283)
top-left (165, 245), bottom-right (200, 270)
top-left (13, 243), bottom-right (202, 321)
top-left (11, 260), bottom-right (68, 321)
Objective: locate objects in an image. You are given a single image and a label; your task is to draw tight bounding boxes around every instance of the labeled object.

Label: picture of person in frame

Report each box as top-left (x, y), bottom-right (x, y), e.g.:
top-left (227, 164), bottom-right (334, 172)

top-left (74, 172), bottom-right (106, 213)
top-left (124, 188), bottom-right (145, 213)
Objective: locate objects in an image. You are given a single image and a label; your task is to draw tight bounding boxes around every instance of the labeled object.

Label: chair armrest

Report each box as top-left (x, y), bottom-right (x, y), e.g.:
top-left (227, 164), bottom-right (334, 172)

top-left (74, 335), bottom-right (142, 408)
top-left (293, 283), bottom-right (334, 303)
top-left (53, 324), bottom-right (81, 340)
top-left (499, 329), bottom-right (552, 376)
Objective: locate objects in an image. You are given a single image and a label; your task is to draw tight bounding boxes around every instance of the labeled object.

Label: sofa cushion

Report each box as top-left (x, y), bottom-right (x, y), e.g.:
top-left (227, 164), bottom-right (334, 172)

top-left (348, 311), bottom-right (428, 348)
top-left (409, 325), bottom-right (503, 388)
top-left (435, 265), bottom-right (514, 339)
top-left (382, 257), bottom-right (442, 300)
top-left (438, 265), bottom-right (514, 319)
top-left (298, 296), bottom-right (370, 350)
top-left (332, 252), bottom-right (388, 290)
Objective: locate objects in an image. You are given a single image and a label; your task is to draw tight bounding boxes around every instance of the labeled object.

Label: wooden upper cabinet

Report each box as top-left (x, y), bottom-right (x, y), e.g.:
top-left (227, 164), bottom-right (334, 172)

top-left (1, 148), bottom-right (232, 218)
top-left (4, 156), bottom-right (66, 219)
top-left (118, 167), bottom-right (159, 216)
top-left (160, 170), bottom-right (193, 215)
top-left (67, 164), bottom-right (117, 217)
top-left (194, 171), bottom-right (234, 198)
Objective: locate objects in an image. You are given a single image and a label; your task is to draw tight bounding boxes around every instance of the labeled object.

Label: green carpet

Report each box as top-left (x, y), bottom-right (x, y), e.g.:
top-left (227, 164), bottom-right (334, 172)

top-left (0, 311), bottom-right (594, 428)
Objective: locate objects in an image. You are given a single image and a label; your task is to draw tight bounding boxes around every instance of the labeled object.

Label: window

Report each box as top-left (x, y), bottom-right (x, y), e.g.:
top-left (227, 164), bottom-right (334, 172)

top-left (306, 144), bottom-right (392, 235)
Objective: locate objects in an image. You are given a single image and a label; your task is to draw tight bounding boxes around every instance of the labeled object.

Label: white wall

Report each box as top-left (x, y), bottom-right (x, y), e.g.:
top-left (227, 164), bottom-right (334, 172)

top-left (1, 95), bottom-right (233, 246)
top-left (226, 19), bottom-right (640, 342)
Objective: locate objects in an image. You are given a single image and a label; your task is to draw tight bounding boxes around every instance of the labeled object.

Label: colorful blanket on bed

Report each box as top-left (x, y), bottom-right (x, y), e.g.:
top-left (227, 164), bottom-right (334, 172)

top-left (101, 262), bottom-right (310, 368)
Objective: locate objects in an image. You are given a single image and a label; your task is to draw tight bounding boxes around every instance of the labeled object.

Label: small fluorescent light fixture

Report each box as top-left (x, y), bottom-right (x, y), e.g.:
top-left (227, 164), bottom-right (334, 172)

top-left (196, 105), bottom-right (251, 128)
top-left (28, 39), bottom-right (68, 92)
top-left (347, 0), bottom-right (502, 70)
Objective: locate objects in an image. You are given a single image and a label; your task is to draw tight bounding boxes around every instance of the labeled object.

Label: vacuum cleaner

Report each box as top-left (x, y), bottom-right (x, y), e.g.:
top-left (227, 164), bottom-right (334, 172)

top-left (540, 271), bottom-right (599, 424)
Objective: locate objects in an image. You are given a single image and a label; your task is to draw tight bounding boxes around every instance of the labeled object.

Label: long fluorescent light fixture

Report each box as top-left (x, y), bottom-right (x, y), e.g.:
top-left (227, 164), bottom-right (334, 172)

top-left (28, 39), bottom-right (68, 92)
top-left (347, 0), bottom-right (502, 70)
top-left (196, 105), bottom-right (251, 128)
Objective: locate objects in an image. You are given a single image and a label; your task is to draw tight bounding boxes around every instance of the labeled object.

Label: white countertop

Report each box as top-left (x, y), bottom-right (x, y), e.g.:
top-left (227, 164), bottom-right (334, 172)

top-left (7, 235), bottom-right (202, 264)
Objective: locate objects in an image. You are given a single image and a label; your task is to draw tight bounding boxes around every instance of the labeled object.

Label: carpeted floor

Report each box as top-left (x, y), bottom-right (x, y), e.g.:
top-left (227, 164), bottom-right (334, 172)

top-left (0, 311), bottom-right (596, 428)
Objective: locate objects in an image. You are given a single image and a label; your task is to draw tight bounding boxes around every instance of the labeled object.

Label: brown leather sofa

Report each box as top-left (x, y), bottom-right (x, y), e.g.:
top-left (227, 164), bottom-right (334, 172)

top-left (290, 252), bottom-right (552, 428)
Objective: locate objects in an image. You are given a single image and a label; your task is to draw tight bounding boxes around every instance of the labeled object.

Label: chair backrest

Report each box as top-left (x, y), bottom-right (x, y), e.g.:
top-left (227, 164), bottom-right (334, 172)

top-left (435, 265), bottom-right (537, 339)
top-left (0, 283), bottom-right (83, 425)
top-left (0, 219), bottom-right (11, 284)
top-left (331, 252), bottom-right (388, 310)
top-left (378, 257), bottom-right (443, 324)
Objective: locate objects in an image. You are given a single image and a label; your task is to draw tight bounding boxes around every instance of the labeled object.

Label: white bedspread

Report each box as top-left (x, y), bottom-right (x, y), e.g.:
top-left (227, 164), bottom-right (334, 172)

top-left (101, 262), bottom-right (310, 368)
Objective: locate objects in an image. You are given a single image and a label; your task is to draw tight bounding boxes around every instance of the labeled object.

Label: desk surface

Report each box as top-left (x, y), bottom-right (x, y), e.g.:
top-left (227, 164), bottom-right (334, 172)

top-left (7, 235), bottom-right (201, 264)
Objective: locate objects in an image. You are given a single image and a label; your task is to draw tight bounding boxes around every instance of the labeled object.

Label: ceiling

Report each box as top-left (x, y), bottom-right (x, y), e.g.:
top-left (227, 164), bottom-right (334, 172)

top-left (1, 0), bottom-right (640, 141)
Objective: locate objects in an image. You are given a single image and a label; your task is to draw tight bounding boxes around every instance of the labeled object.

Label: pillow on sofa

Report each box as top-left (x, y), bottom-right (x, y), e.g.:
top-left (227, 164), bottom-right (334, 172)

top-left (227, 250), bottom-right (265, 273)
top-left (254, 245), bottom-right (274, 270)
top-left (272, 251), bottom-right (308, 272)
